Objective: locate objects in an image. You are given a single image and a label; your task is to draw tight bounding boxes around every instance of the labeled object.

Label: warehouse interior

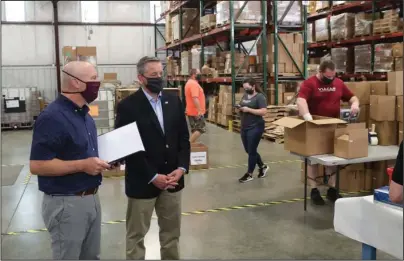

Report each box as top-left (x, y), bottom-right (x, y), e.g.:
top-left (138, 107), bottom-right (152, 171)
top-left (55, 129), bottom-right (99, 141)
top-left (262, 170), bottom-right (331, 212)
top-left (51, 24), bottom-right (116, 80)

top-left (1, 0), bottom-right (403, 260)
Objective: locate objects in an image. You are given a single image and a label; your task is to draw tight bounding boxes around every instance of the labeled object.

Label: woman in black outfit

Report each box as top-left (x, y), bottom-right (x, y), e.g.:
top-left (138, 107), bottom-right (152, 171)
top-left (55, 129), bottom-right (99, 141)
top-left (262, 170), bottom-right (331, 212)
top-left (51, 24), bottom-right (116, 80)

top-left (238, 78), bottom-right (268, 183)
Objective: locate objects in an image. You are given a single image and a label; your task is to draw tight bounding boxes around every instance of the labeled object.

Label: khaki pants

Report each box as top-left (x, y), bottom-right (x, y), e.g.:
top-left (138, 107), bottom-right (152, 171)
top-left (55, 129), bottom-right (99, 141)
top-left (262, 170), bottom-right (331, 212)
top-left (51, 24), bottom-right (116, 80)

top-left (126, 190), bottom-right (182, 260)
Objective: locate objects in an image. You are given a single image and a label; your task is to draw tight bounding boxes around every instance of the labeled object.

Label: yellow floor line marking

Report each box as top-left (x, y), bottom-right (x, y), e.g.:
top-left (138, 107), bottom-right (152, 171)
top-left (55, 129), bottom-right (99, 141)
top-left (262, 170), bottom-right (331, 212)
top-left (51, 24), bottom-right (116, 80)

top-left (2, 190), bottom-right (369, 237)
top-left (23, 173), bottom-right (32, 185)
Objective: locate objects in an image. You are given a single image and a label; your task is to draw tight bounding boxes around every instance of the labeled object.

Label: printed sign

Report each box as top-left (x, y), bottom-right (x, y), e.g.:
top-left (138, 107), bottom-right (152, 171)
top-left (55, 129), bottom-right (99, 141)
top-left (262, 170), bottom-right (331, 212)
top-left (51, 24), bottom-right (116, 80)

top-left (6, 100), bottom-right (19, 109)
top-left (190, 151), bottom-right (207, 165)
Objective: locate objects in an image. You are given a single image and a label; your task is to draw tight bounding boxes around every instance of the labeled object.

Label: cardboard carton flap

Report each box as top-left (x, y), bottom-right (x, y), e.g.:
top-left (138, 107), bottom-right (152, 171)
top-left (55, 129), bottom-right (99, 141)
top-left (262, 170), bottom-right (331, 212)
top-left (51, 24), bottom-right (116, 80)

top-left (311, 118), bottom-right (347, 125)
top-left (337, 134), bottom-right (350, 141)
top-left (272, 117), bottom-right (305, 129)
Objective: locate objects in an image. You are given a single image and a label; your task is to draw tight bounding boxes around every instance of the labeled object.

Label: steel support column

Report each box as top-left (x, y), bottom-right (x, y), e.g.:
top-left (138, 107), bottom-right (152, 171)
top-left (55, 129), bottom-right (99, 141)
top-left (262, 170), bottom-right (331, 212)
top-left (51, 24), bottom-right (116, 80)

top-left (52, 0), bottom-right (61, 93)
top-left (262, 0), bottom-right (267, 92)
top-left (273, 2), bottom-right (279, 105)
top-left (230, 0), bottom-right (236, 105)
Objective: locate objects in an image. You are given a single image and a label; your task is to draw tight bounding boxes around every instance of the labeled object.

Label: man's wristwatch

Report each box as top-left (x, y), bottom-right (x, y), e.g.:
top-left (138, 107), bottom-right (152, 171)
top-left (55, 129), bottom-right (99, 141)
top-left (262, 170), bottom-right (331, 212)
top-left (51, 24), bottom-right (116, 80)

top-left (178, 167), bottom-right (186, 174)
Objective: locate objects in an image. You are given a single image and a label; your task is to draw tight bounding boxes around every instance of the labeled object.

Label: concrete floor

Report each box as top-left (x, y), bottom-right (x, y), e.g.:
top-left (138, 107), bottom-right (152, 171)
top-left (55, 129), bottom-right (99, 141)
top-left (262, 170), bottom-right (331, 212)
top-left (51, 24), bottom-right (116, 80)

top-left (0, 124), bottom-right (396, 259)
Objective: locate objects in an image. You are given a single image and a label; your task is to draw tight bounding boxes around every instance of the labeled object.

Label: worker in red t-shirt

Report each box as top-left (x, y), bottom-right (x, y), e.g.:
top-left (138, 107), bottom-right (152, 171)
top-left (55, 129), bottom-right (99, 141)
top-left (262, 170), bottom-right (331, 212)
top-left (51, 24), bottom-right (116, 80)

top-left (297, 60), bottom-right (360, 205)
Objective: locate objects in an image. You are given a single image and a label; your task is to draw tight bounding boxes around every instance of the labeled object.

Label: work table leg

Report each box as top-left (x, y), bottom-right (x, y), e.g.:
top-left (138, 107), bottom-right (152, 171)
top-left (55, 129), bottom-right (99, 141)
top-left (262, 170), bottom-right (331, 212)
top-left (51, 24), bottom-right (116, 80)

top-left (304, 158), bottom-right (308, 211)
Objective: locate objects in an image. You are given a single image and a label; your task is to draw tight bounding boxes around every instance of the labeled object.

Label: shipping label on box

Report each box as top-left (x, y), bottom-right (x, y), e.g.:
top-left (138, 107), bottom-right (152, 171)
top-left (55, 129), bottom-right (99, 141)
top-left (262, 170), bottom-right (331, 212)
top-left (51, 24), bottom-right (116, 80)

top-left (190, 143), bottom-right (209, 170)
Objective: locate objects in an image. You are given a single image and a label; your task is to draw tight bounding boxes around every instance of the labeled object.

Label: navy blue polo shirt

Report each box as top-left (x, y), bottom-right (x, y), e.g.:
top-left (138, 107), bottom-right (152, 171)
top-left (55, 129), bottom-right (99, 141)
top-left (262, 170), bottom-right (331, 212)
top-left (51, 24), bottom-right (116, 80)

top-left (30, 95), bottom-right (101, 194)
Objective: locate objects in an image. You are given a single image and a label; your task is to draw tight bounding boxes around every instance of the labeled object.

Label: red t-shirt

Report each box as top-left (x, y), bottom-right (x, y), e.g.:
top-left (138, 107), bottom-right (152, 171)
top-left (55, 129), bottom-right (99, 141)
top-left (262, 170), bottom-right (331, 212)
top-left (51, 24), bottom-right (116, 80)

top-left (298, 76), bottom-right (354, 118)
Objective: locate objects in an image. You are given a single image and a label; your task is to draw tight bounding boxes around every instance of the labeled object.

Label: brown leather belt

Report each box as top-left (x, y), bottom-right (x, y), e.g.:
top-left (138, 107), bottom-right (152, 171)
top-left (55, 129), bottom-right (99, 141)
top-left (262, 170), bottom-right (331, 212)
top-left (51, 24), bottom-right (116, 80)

top-left (75, 187), bottom-right (98, 196)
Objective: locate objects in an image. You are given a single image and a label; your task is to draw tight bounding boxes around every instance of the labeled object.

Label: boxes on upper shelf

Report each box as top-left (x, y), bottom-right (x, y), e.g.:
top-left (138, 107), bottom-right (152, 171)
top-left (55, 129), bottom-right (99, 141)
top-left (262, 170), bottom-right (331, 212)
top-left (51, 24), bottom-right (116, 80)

top-left (354, 12), bottom-right (373, 37)
top-left (315, 18), bottom-right (329, 42)
top-left (330, 13), bottom-right (355, 40)
top-left (331, 47), bottom-right (354, 73)
top-left (354, 45), bottom-right (372, 73)
top-left (172, 8), bottom-right (199, 42)
top-left (374, 43), bottom-right (394, 72)
top-left (216, 1), bottom-right (262, 26)
top-left (62, 46), bottom-right (97, 66)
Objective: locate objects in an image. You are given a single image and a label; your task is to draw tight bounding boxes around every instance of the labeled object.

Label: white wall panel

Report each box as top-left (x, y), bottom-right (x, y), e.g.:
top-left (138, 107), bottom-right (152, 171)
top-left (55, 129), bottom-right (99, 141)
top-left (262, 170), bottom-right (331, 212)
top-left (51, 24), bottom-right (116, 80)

top-left (1, 2), bottom-right (6, 21)
top-left (57, 1), bottom-right (81, 22)
top-left (2, 66), bottom-right (58, 102)
top-left (2, 25), bottom-right (55, 66)
top-left (25, 1), bottom-right (54, 21)
top-left (99, 1), bottom-right (150, 23)
top-left (58, 25), bottom-right (156, 64)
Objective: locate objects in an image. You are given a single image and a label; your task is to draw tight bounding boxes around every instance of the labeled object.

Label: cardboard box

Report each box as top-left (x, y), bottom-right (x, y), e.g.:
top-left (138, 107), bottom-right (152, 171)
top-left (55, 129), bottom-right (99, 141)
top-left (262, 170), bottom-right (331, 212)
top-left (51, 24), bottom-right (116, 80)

top-left (369, 95), bottom-right (396, 121)
top-left (190, 143), bottom-right (209, 170)
top-left (344, 82), bottom-right (370, 105)
top-left (104, 73), bottom-right (117, 80)
top-left (392, 43), bottom-right (403, 57)
top-left (358, 105), bottom-right (369, 126)
top-left (273, 116), bottom-right (346, 156)
top-left (339, 164), bottom-right (366, 192)
top-left (300, 163), bottom-right (325, 184)
top-left (398, 122), bottom-right (403, 142)
top-left (62, 46), bottom-right (97, 66)
top-left (283, 92), bottom-right (295, 105)
top-left (387, 71), bottom-right (403, 96)
top-left (397, 96), bottom-right (403, 122)
top-left (334, 123), bottom-right (368, 159)
top-left (369, 120), bottom-right (398, 146)
top-left (395, 58), bottom-right (403, 71)
top-left (371, 160), bottom-right (396, 189)
top-left (370, 81), bottom-right (388, 95)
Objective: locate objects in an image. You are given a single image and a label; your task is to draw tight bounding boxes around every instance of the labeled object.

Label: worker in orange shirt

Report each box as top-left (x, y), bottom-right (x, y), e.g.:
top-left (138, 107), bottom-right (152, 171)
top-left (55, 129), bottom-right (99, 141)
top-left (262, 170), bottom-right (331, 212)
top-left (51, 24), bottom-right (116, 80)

top-left (185, 68), bottom-right (206, 143)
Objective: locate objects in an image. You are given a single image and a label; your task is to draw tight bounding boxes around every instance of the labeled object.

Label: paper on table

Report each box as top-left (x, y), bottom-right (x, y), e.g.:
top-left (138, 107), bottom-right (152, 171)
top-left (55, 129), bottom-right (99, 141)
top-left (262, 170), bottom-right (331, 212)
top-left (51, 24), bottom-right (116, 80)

top-left (97, 121), bottom-right (145, 163)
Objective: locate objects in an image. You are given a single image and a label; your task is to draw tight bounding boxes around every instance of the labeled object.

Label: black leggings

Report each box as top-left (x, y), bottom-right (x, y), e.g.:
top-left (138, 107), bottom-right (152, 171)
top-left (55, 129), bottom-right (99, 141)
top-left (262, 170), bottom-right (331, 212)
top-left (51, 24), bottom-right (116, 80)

top-left (241, 124), bottom-right (265, 173)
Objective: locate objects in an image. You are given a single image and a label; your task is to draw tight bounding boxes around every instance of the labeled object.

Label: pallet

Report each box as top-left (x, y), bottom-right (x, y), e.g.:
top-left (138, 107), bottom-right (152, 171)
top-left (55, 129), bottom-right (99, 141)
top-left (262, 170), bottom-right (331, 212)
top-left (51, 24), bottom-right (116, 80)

top-left (200, 24), bottom-right (216, 33)
top-left (354, 33), bottom-right (371, 37)
top-left (1, 121), bottom-right (34, 130)
top-left (373, 28), bottom-right (399, 35)
top-left (173, 39), bottom-right (181, 43)
top-left (314, 7), bottom-right (330, 13)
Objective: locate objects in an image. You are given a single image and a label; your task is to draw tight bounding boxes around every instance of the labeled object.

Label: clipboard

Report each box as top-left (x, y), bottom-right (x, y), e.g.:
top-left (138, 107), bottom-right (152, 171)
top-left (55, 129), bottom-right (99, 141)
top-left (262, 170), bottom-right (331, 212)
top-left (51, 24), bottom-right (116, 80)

top-left (97, 122), bottom-right (145, 164)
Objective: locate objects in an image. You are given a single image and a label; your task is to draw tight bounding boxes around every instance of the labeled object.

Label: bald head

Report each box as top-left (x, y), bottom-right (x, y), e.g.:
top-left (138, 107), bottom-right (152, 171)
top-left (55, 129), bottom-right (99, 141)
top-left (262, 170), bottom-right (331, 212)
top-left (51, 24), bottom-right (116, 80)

top-left (62, 61), bottom-right (98, 92)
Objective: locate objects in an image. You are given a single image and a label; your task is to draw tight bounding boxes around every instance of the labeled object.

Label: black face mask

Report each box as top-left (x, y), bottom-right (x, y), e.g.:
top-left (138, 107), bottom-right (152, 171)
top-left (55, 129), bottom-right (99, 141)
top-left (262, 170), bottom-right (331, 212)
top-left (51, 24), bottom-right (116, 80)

top-left (196, 74), bottom-right (202, 81)
top-left (144, 76), bottom-right (163, 94)
top-left (321, 76), bottom-right (334, 85)
top-left (245, 88), bottom-right (254, 95)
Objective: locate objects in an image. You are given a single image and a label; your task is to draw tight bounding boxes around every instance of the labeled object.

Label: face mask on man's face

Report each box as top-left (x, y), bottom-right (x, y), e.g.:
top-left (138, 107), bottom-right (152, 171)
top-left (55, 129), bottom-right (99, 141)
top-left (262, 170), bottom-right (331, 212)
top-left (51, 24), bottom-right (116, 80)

top-left (321, 74), bottom-right (334, 85)
top-left (61, 70), bottom-right (101, 104)
top-left (143, 76), bottom-right (163, 94)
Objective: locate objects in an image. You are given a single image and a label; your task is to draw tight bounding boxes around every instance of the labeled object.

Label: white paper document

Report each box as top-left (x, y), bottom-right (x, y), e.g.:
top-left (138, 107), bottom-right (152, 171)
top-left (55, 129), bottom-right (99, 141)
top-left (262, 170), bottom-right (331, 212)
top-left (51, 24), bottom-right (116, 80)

top-left (97, 122), bottom-right (145, 163)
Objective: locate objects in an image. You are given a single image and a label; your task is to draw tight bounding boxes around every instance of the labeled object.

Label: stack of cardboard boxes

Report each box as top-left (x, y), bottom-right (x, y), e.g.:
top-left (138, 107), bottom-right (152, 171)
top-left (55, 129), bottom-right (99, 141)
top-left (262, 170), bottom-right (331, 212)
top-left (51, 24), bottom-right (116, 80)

top-left (217, 85), bottom-right (233, 127)
top-left (172, 8), bottom-right (199, 42)
top-left (62, 46), bottom-right (97, 66)
top-left (393, 43), bottom-right (403, 71)
top-left (256, 33), bottom-right (304, 76)
top-left (267, 82), bottom-right (299, 105)
top-left (224, 52), bottom-right (247, 74)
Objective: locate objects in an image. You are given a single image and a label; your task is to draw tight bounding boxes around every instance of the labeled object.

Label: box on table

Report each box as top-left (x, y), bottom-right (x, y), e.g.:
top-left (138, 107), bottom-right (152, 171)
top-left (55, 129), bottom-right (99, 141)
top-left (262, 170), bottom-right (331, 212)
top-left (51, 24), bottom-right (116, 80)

top-left (369, 95), bottom-right (396, 121)
top-left (344, 81), bottom-right (370, 105)
top-left (369, 120), bottom-right (398, 146)
top-left (339, 164), bottom-right (366, 192)
top-left (334, 123), bottom-right (368, 159)
top-left (370, 81), bottom-right (388, 95)
top-left (190, 143), bottom-right (209, 170)
top-left (388, 71), bottom-right (403, 96)
top-left (273, 116), bottom-right (346, 156)
top-left (103, 164), bottom-right (125, 177)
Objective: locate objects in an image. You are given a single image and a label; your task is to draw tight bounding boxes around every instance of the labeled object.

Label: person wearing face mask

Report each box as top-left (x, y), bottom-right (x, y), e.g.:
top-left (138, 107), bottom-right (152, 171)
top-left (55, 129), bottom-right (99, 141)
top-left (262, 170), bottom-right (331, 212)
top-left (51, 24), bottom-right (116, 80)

top-left (185, 68), bottom-right (206, 143)
top-left (237, 78), bottom-right (269, 183)
top-left (297, 60), bottom-right (360, 205)
top-left (115, 56), bottom-right (190, 260)
top-left (29, 61), bottom-right (112, 260)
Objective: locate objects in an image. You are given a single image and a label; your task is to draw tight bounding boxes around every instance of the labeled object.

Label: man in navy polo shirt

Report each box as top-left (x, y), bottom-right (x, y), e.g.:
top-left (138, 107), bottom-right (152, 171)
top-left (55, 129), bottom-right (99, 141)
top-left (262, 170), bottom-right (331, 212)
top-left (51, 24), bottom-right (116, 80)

top-left (30, 61), bottom-right (111, 260)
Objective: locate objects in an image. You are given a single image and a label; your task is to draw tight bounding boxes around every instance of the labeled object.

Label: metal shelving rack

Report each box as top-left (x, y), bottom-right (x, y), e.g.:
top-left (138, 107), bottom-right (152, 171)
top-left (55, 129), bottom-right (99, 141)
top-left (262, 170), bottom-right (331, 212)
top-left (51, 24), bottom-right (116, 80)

top-left (154, 0), bottom-right (308, 106)
top-left (307, 0), bottom-right (403, 81)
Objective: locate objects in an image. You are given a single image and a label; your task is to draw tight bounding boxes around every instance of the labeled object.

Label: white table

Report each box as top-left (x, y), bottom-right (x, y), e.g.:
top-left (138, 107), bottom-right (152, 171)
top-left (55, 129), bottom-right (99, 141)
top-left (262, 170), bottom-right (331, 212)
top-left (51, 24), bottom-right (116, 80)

top-left (298, 145), bottom-right (399, 211)
top-left (334, 196), bottom-right (403, 260)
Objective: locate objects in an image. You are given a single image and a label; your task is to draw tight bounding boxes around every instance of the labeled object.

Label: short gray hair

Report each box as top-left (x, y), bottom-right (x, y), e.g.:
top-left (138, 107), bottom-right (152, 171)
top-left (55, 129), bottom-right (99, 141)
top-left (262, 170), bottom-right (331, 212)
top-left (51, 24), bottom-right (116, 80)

top-left (137, 56), bottom-right (161, 75)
